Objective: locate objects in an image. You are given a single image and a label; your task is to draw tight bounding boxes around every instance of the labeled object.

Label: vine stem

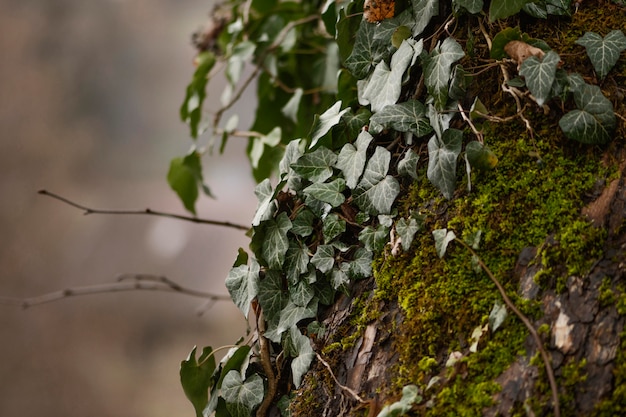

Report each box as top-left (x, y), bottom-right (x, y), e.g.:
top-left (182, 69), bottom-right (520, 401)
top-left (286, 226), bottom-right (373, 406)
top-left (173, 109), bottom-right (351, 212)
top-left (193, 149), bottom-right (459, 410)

top-left (454, 238), bottom-right (561, 417)
top-left (38, 189), bottom-right (250, 231)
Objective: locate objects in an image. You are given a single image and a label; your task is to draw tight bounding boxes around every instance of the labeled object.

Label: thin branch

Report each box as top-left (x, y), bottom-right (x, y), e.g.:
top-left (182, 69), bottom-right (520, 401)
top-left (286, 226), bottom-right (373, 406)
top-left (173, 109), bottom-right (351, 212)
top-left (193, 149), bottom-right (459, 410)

top-left (38, 189), bottom-right (250, 231)
top-left (457, 103), bottom-right (484, 144)
top-left (2, 274), bottom-right (231, 309)
top-left (316, 352), bottom-right (367, 404)
top-left (455, 238), bottom-right (561, 417)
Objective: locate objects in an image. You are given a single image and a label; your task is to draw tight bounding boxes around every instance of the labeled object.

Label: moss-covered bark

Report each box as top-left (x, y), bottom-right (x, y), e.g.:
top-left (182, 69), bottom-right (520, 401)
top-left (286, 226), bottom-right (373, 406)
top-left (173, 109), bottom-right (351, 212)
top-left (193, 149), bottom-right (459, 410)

top-left (290, 2), bottom-right (626, 416)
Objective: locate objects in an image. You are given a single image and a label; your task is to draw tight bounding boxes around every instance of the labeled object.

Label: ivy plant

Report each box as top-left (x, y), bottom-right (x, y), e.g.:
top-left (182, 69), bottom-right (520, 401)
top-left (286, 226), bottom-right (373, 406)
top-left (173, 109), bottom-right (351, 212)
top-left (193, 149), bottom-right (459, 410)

top-left (173, 0), bottom-right (623, 415)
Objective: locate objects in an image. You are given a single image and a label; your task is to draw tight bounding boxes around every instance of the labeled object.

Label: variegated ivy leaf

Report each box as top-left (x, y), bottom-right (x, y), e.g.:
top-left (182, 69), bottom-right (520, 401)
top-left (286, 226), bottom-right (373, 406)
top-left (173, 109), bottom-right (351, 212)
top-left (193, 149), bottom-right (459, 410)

top-left (360, 39), bottom-right (419, 112)
top-left (396, 217), bottom-right (421, 252)
top-left (290, 279), bottom-right (315, 307)
top-left (519, 50), bottom-right (560, 106)
top-left (369, 100), bottom-right (432, 137)
top-left (359, 225), bottom-right (390, 252)
top-left (281, 88), bottom-right (303, 123)
top-left (289, 326), bottom-right (315, 388)
top-left (453, 0), bottom-right (484, 14)
top-left (257, 270), bottom-right (288, 321)
top-left (311, 244), bottom-right (335, 273)
top-left (291, 208), bottom-right (315, 237)
top-left (398, 148), bottom-right (420, 179)
top-left (221, 371), bottom-right (264, 417)
top-left (262, 212), bottom-right (292, 270)
top-left (412, 0), bottom-right (439, 37)
top-left (276, 298), bottom-right (318, 336)
top-left (284, 240), bottom-right (310, 284)
top-left (432, 228), bottom-right (456, 258)
top-left (322, 213), bottom-right (346, 242)
top-left (335, 129), bottom-right (373, 189)
top-left (576, 30), bottom-right (626, 79)
top-left (309, 101), bottom-right (349, 149)
top-left (331, 262), bottom-right (351, 290)
top-left (252, 178), bottom-right (275, 226)
top-left (344, 20), bottom-right (391, 79)
top-left (225, 259), bottom-right (260, 318)
top-left (559, 83), bottom-right (616, 144)
top-left (349, 247), bottom-right (373, 278)
top-left (279, 139), bottom-right (304, 180)
top-left (427, 128), bottom-right (463, 199)
top-left (373, 9), bottom-right (416, 41)
top-left (423, 38), bottom-right (465, 110)
top-left (249, 126), bottom-right (282, 169)
top-left (489, 0), bottom-right (531, 21)
top-left (291, 146), bottom-right (338, 183)
top-left (353, 146), bottom-right (400, 215)
top-left (303, 178), bottom-right (346, 207)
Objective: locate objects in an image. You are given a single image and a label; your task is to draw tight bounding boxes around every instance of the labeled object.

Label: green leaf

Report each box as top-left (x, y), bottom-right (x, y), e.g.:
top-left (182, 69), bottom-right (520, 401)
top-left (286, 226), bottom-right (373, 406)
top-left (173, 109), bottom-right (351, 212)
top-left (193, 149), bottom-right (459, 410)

top-left (427, 128), bottom-right (463, 199)
top-left (291, 147), bottom-right (338, 182)
top-left (167, 151), bottom-right (209, 215)
top-left (249, 127), bottom-right (282, 169)
top-left (349, 247), bottom-right (373, 278)
top-left (289, 327), bottom-right (315, 388)
top-left (309, 101), bottom-right (349, 149)
top-left (252, 179), bottom-right (276, 226)
top-left (221, 371), bottom-right (264, 417)
top-left (180, 346), bottom-right (216, 417)
top-left (262, 212), bottom-right (292, 270)
top-left (360, 39), bottom-right (420, 112)
top-left (559, 83), bottom-right (616, 144)
top-left (336, 2), bottom-right (364, 62)
top-left (353, 146), bottom-right (400, 215)
top-left (226, 41), bottom-right (255, 86)
top-left (217, 345), bottom-right (253, 388)
top-left (396, 217), bottom-right (420, 251)
top-left (345, 19), bottom-right (390, 79)
top-left (281, 88), bottom-right (304, 123)
top-left (369, 99), bottom-right (432, 136)
top-left (322, 213), bottom-right (347, 242)
top-left (285, 240), bottom-right (311, 284)
top-left (330, 263), bottom-right (351, 290)
top-left (465, 141), bottom-right (498, 170)
top-left (311, 244), bottom-right (335, 273)
top-left (291, 208), bottom-right (316, 237)
top-left (453, 0), bottom-right (484, 14)
top-left (412, 0), bottom-right (439, 37)
top-left (290, 279), bottom-right (315, 307)
top-left (423, 38), bottom-right (465, 110)
top-left (334, 107), bottom-right (372, 146)
top-left (276, 299), bottom-right (318, 337)
top-left (258, 270), bottom-right (288, 319)
top-left (489, 0), bottom-right (532, 21)
top-left (225, 259), bottom-right (260, 318)
top-left (398, 148), bottom-right (420, 180)
top-left (233, 248), bottom-right (249, 268)
top-left (448, 64), bottom-right (469, 101)
top-left (180, 51), bottom-right (216, 138)
top-left (376, 385), bottom-right (421, 417)
top-left (490, 27), bottom-right (523, 59)
top-left (519, 50), bottom-right (560, 106)
top-left (335, 129), bottom-right (373, 189)
top-left (575, 30), bottom-right (626, 79)
top-left (432, 228), bottom-right (456, 258)
top-left (304, 178), bottom-right (346, 207)
top-left (359, 225), bottom-right (390, 252)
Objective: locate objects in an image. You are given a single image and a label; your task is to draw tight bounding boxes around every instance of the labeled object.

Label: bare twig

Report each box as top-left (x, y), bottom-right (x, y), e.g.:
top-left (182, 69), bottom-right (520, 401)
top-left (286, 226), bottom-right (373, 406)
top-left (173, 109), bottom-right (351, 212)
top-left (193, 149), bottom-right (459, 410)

top-left (457, 103), bottom-right (484, 144)
top-left (316, 352), bottom-right (367, 404)
top-left (38, 189), bottom-right (249, 231)
top-left (454, 238), bottom-right (561, 417)
top-left (1, 274), bottom-right (231, 309)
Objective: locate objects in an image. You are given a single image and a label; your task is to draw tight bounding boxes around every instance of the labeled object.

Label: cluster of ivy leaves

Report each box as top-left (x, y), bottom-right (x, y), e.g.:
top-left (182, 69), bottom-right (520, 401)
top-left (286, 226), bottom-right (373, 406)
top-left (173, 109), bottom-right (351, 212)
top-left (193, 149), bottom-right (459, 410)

top-left (176, 0), bottom-right (625, 416)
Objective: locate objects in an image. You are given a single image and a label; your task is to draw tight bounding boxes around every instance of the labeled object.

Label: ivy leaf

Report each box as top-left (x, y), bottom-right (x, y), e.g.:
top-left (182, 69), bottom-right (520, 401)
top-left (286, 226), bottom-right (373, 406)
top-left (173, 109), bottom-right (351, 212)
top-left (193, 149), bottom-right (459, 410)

top-left (453, 0), bottom-right (484, 14)
top-left (489, 0), bottom-right (532, 21)
top-left (432, 228), bottom-right (456, 258)
top-left (180, 346), bottom-right (215, 417)
top-left (249, 127), bottom-right (282, 169)
top-left (412, 0), bottom-right (439, 37)
top-left (336, 2), bottom-right (365, 62)
top-left (519, 50), bottom-right (560, 106)
top-left (291, 208), bottom-right (316, 237)
top-left (559, 83), bottom-right (616, 144)
top-left (226, 41), bottom-right (255, 86)
top-left (291, 147), bottom-right (338, 182)
top-left (167, 151), bottom-right (210, 215)
top-left (252, 179), bottom-right (276, 226)
top-left (221, 371), bottom-right (264, 417)
top-left (279, 139), bottom-right (304, 191)
top-left (360, 39), bottom-right (418, 112)
top-left (489, 300), bottom-right (508, 332)
top-left (349, 247), bottom-right (373, 278)
top-left (374, 9), bottom-right (417, 42)
top-left (465, 141), bottom-right (498, 170)
top-left (423, 38), bottom-right (465, 110)
top-left (281, 88), bottom-right (303, 123)
top-left (396, 217), bottom-right (421, 251)
top-left (289, 327), bottom-right (315, 388)
top-left (427, 128), bottom-right (463, 199)
top-left (285, 240), bottom-right (311, 284)
top-left (398, 148), bottom-right (420, 180)
top-left (353, 146), bottom-right (400, 215)
top-left (359, 225), bottom-right (390, 252)
top-left (376, 385), bottom-right (421, 417)
top-left (180, 51), bottom-right (216, 138)
top-left (258, 270), bottom-right (288, 319)
top-left (225, 259), bottom-right (260, 318)
top-left (262, 212), bottom-right (292, 270)
top-left (290, 279), bottom-right (315, 307)
top-left (345, 20), bottom-right (390, 79)
top-left (369, 100), bottom-right (432, 137)
top-left (309, 101), bottom-right (349, 149)
top-left (335, 129), bottom-right (373, 189)
top-left (276, 298), bottom-right (318, 336)
top-left (334, 107), bottom-right (372, 146)
top-left (575, 30), bottom-right (626, 79)
top-left (330, 263), bottom-right (351, 290)
top-left (311, 244), bottom-right (335, 273)
top-left (304, 178), bottom-right (346, 207)
top-left (322, 213), bottom-right (347, 242)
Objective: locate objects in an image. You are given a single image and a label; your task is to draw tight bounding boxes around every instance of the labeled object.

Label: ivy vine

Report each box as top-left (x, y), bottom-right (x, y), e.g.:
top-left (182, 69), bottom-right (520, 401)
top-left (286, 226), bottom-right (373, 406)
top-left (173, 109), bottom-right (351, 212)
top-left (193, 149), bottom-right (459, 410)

top-left (175, 1), bottom-right (625, 416)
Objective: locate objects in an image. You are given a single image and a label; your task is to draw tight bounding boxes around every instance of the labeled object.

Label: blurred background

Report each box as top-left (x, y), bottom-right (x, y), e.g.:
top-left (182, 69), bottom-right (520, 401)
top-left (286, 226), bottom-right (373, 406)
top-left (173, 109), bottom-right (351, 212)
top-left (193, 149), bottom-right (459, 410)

top-left (0, 0), bottom-right (259, 416)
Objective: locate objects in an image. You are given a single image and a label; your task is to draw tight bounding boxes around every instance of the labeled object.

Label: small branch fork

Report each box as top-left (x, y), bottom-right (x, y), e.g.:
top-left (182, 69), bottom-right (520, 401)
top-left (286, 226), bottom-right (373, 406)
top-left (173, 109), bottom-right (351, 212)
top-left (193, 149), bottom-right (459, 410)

top-left (38, 190), bottom-right (249, 231)
top-left (0, 274), bottom-right (231, 309)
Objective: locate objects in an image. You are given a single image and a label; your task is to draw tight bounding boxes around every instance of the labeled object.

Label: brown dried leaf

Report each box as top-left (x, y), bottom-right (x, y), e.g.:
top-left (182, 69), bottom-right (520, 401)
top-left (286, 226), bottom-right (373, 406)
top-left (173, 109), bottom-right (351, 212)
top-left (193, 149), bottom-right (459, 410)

top-left (504, 40), bottom-right (545, 67)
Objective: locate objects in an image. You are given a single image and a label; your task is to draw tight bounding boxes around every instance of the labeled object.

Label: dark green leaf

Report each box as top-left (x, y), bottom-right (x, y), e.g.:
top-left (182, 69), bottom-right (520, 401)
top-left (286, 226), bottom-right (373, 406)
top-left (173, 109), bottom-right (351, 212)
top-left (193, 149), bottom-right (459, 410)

top-left (369, 99), bottom-right (432, 136)
top-left (454, 0), bottom-right (484, 14)
top-left (291, 147), bottom-right (338, 182)
top-left (423, 38), bottom-right (465, 110)
top-left (398, 148), bottom-right (420, 179)
top-left (336, 2), bottom-right (364, 62)
top-left (559, 83), bottom-right (616, 144)
top-left (349, 247), bottom-right (373, 278)
top-left (322, 213), bottom-right (347, 242)
top-left (291, 208), bottom-right (316, 237)
top-left (262, 212), bottom-right (292, 270)
top-left (252, 179), bottom-right (276, 226)
top-left (180, 51), bottom-right (216, 138)
top-left (466, 141), bottom-right (498, 170)
top-left (427, 128), bottom-right (463, 199)
top-left (519, 50), bottom-right (560, 106)
top-left (330, 263), bottom-right (350, 290)
top-left (359, 225), bottom-right (390, 252)
top-left (167, 151), bottom-right (209, 215)
top-left (489, 0), bottom-right (532, 21)
top-left (217, 346), bottom-right (253, 388)
top-left (258, 270), bottom-right (288, 319)
top-left (311, 244), bottom-right (335, 273)
top-left (225, 259), bottom-right (260, 318)
top-left (276, 298), bottom-right (318, 336)
top-left (290, 280), bottom-right (315, 307)
top-left (575, 30), bottom-right (626, 79)
top-left (345, 19), bottom-right (390, 79)
top-left (285, 240), bottom-right (310, 284)
top-left (304, 178), bottom-right (346, 207)
top-left (412, 0), bottom-right (439, 37)
top-left (432, 228), bottom-right (456, 258)
top-left (396, 217), bottom-right (421, 251)
top-left (180, 346), bottom-right (216, 417)
top-left (289, 327), bottom-right (314, 388)
top-left (221, 371), bottom-right (264, 417)
top-left (335, 129), bottom-right (373, 189)
top-left (353, 146), bottom-right (400, 215)
top-left (490, 27), bottom-right (522, 59)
